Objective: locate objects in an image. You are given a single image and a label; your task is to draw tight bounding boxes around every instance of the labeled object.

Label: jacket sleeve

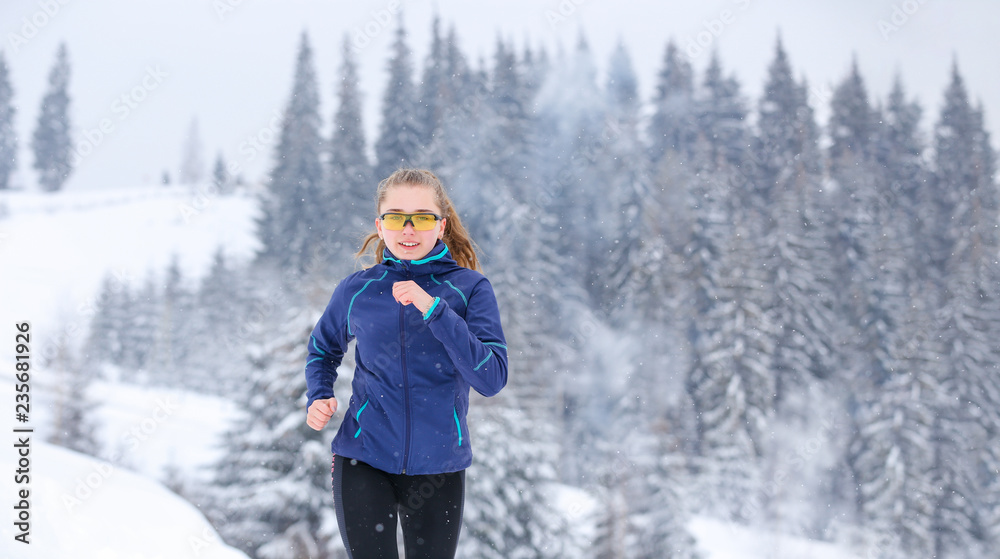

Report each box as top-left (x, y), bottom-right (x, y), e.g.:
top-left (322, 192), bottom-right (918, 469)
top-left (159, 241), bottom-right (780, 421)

top-left (424, 276), bottom-right (508, 397)
top-left (305, 279), bottom-right (352, 410)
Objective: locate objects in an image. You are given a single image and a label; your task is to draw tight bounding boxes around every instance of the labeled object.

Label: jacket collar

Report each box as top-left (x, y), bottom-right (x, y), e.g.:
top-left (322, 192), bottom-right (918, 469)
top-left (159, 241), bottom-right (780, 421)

top-left (382, 241), bottom-right (457, 273)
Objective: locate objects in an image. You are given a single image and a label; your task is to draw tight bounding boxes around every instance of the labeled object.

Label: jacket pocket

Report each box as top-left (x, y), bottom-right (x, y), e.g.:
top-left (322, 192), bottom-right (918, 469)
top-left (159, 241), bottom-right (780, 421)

top-left (353, 398), bottom-right (370, 438)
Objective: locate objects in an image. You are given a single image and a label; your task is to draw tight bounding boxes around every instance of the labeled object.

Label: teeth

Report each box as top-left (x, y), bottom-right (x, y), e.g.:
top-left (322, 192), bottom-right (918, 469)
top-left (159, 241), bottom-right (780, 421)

top-left (401, 242), bottom-right (418, 247)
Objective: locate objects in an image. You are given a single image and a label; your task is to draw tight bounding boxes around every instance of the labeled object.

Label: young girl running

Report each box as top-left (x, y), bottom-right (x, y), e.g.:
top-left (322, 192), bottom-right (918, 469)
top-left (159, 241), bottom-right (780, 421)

top-left (304, 169), bottom-right (508, 558)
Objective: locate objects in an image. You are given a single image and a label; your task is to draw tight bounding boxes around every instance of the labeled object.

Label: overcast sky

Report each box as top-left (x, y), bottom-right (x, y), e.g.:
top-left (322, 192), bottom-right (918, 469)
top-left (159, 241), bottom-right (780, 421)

top-left (2, 0), bottom-right (998, 190)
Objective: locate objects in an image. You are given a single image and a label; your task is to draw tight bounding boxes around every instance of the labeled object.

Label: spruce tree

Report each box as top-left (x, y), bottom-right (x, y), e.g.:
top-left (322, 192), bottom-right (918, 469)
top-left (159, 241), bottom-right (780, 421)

top-left (599, 41), bottom-right (647, 318)
top-left (327, 35), bottom-right (374, 265)
top-left (754, 37), bottom-right (819, 204)
top-left (46, 341), bottom-right (101, 457)
top-left (648, 41), bottom-right (698, 163)
top-left (151, 256), bottom-right (194, 387)
top-left (926, 62), bottom-right (1000, 558)
top-left (0, 51), bottom-right (16, 190)
top-left (84, 272), bottom-right (134, 368)
top-left (180, 118), bottom-right (205, 185)
top-left (255, 32), bottom-right (327, 274)
top-left (421, 25), bottom-right (478, 186)
top-left (459, 403), bottom-right (572, 559)
top-left (32, 42), bottom-right (73, 192)
top-left (417, 14), bottom-right (448, 149)
top-left (374, 22), bottom-right (422, 180)
top-left (697, 51), bottom-right (748, 169)
top-left (212, 151), bottom-right (231, 194)
top-left (204, 311), bottom-right (342, 559)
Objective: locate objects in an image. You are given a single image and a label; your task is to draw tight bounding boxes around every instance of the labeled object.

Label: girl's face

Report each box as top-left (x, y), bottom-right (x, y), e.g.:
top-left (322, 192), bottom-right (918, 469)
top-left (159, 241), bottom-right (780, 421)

top-left (376, 184), bottom-right (446, 261)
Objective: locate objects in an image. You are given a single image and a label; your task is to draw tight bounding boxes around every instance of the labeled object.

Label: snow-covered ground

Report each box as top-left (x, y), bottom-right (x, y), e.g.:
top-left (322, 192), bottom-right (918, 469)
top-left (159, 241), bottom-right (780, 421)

top-left (0, 184), bottom-right (868, 557)
top-left (0, 440), bottom-right (248, 559)
top-left (689, 517), bottom-right (862, 559)
top-left (0, 184), bottom-right (256, 557)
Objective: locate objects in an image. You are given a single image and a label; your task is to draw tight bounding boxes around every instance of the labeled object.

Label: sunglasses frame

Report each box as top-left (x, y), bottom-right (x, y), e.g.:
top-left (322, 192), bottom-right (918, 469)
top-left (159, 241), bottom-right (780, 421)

top-left (378, 212), bottom-right (444, 231)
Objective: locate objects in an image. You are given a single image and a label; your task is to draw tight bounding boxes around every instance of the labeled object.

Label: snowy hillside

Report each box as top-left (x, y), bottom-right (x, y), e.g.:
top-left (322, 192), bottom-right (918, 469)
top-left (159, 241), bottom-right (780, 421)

top-left (0, 441), bottom-right (249, 559)
top-left (0, 184), bottom-right (259, 356)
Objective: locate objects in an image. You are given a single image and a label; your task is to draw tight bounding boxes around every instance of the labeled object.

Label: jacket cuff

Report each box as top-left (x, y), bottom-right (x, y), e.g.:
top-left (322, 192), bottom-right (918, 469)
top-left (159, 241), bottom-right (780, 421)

top-left (423, 297), bottom-right (441, 320)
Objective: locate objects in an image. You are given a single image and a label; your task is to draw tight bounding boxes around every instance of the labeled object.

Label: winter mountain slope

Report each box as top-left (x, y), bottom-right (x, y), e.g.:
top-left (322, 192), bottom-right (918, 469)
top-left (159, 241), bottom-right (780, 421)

top-left (0, 184), bottom-right (259, 356)
top-left (0, 441), bottom-right (249, 559)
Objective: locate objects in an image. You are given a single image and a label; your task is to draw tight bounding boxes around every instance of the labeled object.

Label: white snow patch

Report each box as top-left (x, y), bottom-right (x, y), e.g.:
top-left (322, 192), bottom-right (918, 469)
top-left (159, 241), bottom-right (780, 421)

top-left (689, 516), bottom-right (862, 559)
top-left (0, 441), bottom-right (248, 559)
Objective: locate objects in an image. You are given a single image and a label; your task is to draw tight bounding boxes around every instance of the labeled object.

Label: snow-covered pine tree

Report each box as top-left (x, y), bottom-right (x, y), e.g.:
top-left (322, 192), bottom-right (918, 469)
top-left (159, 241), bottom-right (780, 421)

top-left (593, 386), bottom-right (701, 559)
top-left (536, 33), bottom-right (606, 303)
top-left (420, 25), bottom-right (479, 191)
top-left (647, 40), bottom-right (698, 164)
top-left (203, 308), bottom-right (344, 559)
top-left (924, 62), bottom-right (1000, 558)
top-left (599, 40), bottom-right (648, 319)
top-left (753, 36), bottom-right (807, 206)
top-left (826, 58), bottom-right (887, 341)
top-left (255, 33), bottom-right (327, 274)
top-left (844, 75), bottom-right (942, 547)
top-left (150, 256), bottom-right (195, 387)
top-left (748, 40), bottom-right (833, 398)
top-left (45, 339), bottom-right (101, 456)
top-left (683, 169), bottom-right (771, 521)
top-left (374, 22), bottom-right (423, 180)
top-left (120, 272), bottom-right (159, 374)
top-left (179, 118), bottom-right (205, 185)
top-left (848, 304), bottom-right (939, 558)
top-left (190, 248), bottom-right (246, 394)
top-left (326, 35), bottom-right (374, 262)
top-left (83, 272), bottom-right (134, 371)
top-left (417, 14), bottom-right (448, 152)
top-left (458, 402), bottom-right (573, 559)
top-left (0, 51), bottom-right (16, 190)
top-left (212, 151), bottom-right (232, 194)
top-left (31, 42), bottom-right (72, 192)
top-left (875, 77), bottom-right (926, 279)
top-left (697, 51), bottom-right (748, 169)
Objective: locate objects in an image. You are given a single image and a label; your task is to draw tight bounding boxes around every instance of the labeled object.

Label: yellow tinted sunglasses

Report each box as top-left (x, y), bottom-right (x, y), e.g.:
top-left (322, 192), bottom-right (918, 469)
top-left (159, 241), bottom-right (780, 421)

top-left (379, 212), bottom-right (443, 231)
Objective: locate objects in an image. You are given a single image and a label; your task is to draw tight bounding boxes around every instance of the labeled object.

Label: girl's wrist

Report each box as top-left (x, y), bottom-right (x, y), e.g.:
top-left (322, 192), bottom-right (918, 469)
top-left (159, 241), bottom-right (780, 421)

top-left (422, 296), bottom-right (440, 320)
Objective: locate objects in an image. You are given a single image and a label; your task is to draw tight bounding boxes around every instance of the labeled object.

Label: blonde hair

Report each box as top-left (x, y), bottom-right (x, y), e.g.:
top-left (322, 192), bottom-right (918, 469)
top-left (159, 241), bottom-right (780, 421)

top-left (357, 169), bottom-right (481, 271)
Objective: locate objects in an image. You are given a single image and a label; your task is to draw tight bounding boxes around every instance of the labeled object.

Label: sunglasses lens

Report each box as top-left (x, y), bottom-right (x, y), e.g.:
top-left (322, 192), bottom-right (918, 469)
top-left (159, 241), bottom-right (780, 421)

top-left (411, 214), bottom-right (438, 230)
top-left (381, 214), bottom-right (407, 230)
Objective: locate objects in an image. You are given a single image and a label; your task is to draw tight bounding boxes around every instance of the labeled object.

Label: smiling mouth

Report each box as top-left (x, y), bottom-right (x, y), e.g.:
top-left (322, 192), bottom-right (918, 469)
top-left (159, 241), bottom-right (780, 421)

top-left (399, 242), bottom-right (419, 247)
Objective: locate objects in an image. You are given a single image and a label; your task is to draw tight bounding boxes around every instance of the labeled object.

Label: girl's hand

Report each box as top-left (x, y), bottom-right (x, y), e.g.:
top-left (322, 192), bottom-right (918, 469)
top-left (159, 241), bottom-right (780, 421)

top-left (392, 281), bottom-right (435, 314)
top-left (307, 398), bottom-right (338, 430)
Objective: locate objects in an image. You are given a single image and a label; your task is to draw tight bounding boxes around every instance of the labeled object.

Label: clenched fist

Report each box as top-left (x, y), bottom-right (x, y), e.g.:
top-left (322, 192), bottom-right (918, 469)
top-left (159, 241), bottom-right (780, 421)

top-left (392, 281), bottom-right (435, 314)
top-left (307, 398), bottom-right (338, 430)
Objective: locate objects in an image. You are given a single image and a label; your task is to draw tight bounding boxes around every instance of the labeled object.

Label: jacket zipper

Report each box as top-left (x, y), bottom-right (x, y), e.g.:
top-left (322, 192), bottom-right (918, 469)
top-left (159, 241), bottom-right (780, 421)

top-left (400, 266), bottom-right (412, 474)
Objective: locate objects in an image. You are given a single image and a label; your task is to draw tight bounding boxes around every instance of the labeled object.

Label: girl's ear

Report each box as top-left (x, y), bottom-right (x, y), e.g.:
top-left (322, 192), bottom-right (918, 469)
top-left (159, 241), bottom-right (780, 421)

top-left (375, 216), bottom-right (383, 240)
top-left (439, 217), bottom-right (447, 239)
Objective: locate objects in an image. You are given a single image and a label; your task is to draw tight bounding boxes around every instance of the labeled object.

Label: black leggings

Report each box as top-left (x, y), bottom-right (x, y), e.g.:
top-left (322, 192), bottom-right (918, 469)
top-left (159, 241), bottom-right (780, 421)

top-left (332, 455), bottom-right (465, 559)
